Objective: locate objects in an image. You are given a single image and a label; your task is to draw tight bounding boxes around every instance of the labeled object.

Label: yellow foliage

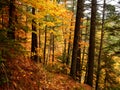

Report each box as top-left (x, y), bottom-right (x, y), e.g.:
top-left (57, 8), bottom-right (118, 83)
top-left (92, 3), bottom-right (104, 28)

top-left (46, 22), bottom-right (55, 27)
top-left (49, 30), bottom-right (56, 35)
top-left (70, 26), bottom-right (75, 30)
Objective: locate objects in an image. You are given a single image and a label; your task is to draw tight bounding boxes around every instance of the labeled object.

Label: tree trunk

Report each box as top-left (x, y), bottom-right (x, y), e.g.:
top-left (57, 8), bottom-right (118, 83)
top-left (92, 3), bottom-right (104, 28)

top-left (86, 0), bottom-right (97, 87)
top-left (81, 17), bottom-right (89, 66)
top-left (1, 9), bottom-right (3, 29)
top-left (47, 33), bottom-right (52, 63)
top-left (76, 48), bottom-right (81, 82)
top-left (95, 0), bottom-right (106, 89)
top-left (7, 0), bottom-right (15, 39)
top-left (43, 26), bottom-right (47, 64)
top-left (76, 1), bottom-right (85, 81)
top-left (38, 23), bottom-right (41, 63)
top-left (66, 0), bottom-right (75, 65)
top-left (66, 29), bottom-right (71, 65)
top-left (63, 34), bottom-right (67, 63)
top-left (83, 17), bottom-right (89, 83)
top-left (52, 32), bottom-right (55, 62)
top-left (31, 7), bottom-right (38, 61)
top-left (70, 0), bottom-right (84, 79)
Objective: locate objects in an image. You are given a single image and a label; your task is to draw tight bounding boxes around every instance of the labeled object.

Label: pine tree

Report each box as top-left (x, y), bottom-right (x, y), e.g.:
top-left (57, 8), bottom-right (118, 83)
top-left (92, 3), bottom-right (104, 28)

top-left (95, 0), bottom-right (106, 89)
top-left (70, 0), bottom-right (84, 79)
top-left (86, 0), bottom-right (97, 87)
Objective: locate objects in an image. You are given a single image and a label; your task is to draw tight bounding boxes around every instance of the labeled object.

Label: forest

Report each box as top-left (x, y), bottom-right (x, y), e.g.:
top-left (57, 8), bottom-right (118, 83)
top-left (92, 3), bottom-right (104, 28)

top-left (0, 0), bottom-right (120, 90)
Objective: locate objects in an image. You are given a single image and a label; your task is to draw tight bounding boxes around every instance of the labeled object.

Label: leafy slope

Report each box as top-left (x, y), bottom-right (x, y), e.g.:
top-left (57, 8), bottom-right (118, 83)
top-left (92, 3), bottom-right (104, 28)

top-left (0, 57), bottom-right (92, 90)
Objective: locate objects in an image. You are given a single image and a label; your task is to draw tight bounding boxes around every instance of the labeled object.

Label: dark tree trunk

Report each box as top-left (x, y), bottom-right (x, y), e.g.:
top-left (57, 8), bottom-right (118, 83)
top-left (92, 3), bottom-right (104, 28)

top-left (52, 32), bottom-right (54, 62)
top-left (95, 0), bottom-right (106, 89)
top-left (1, 10), bottom-right (3, 29)
top-left (7, 0), bottom-right (15, 39)
top-left (63, 35), bottom-right (67, 63)
top-left (70, 0), bottom-right (84, 79)
top-left (83, 17), bottom-right (89, 83)
top-left (31, 7), bottom-right (38, 61)
top-left (47, 33), bottom-right (52, 63)
top-left (86, 0), bottom-right (97, 87)
top-left (38, 23), bottom-right (41, 63)
top-left (47, 31), bottom-right (54, 63)
top-left (76, 48), bottom-right (81, 82)
top-left (43, 26), bottom-right (47, 64)
top-left (76, 2), bottom-right (84, 82)
top-left (81, 17), bottom-right (89, 65)
top-left (66, 30), bottom-right (71, 65)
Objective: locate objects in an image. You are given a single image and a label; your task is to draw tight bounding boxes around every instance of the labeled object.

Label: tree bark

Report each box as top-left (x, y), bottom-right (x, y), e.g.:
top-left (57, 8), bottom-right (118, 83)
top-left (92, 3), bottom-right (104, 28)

top-left (66, 29), bottom-right (71, 65)
top-left (38, 23), bottom-right (41, 63)
top-left (52, 32), bottom-right (54, 62)
top-left (82, 17), bottom-right (89, 84)
top-left (7, 0), bottom-right (15, 39)
top-left (86, 0), bottom-right (97, 87)
top-left (31, 7), bottom-right (38, 61)
top-left (43, 26), bottom-right (47, 64)
top-left (63, 34), bottom-right (67, 63)
top-left (70, 0), bottom-right (84, 79)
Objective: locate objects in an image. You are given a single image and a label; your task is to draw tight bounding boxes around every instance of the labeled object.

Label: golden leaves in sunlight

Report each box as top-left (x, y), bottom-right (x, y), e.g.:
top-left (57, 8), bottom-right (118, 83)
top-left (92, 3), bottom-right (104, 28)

top-left (46, 22), bottom-right (55, 27)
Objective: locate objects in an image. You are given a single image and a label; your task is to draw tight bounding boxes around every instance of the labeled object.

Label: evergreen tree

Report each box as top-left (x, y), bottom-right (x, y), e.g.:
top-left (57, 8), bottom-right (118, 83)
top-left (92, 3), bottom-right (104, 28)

top-left (86, 0), bottom-right (97, 87)
top-left (70, 0), bottom-right (84, 79)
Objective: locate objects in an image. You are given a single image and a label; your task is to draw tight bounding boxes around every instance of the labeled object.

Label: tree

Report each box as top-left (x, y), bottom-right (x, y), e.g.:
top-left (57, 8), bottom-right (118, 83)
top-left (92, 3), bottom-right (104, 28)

top-left (31, 7), bottom-right (38, 61)
top-left (7, 0), bottom-right (15, 39)
top-left (66, 0), bottom-right (75, 65)
top-left (70, 0), bottom-right (84, 79)
top-left (86, 0), bottom-right (97, 87)
top-left (76, 1), bottom-right (85, 82)
top-left (95, 0), bottom-right (106, 89)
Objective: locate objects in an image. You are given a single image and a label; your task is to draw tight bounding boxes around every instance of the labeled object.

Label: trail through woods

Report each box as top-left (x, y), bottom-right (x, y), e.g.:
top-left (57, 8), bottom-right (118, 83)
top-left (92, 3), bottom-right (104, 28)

top-left (0, 57), bottom-right (92, 90)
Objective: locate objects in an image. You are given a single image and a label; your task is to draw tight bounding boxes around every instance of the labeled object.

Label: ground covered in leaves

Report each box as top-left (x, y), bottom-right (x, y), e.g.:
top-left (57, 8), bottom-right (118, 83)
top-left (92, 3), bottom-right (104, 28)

top-left (0, 57), bottom-right (92, 90)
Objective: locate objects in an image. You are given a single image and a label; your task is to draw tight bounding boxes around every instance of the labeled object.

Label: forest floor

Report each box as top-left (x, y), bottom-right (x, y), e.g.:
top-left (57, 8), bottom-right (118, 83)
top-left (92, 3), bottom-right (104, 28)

top-left (0, 56), bottom-right (92, 90)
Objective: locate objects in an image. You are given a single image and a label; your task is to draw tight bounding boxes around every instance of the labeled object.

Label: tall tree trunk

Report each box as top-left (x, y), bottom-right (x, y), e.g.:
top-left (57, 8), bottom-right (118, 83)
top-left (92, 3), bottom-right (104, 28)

top-left (70, 0), bottom-right (84, 79)
top-left (95, 0), bottom-right (106, 89)
top-left (63, 34), bottom-right (67, 63)
top-left (1, 9), bottom-right (3, 29)
top-left (76, 0), bottom-right (84, 82)
top-left (66, 29), bottom-right (71, 65)
top-left (66, 0), bottom-right (75, 65)
top-left (52, 32), bottom-right (55, 62)
top-left (38, 23), bottom-right (41, 63)
top-left (82, 17), bottom-right (89, 83)
top-left (76, 48), bottom-right (81, 82)
top-left (7, 0), bottom-right (15, 39)
top-left (47, 33), bottom-right (52, 63)
top-left (43, 26), bottom-right (47, 64)
top-left (81, 17), bottom-right (89, 66)
top-left (31, 7), bottom-right (38, 61)
top-left (62, 23), bottom-right (67, 63)
top-left (86, 0), bottom-right (97, 87)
